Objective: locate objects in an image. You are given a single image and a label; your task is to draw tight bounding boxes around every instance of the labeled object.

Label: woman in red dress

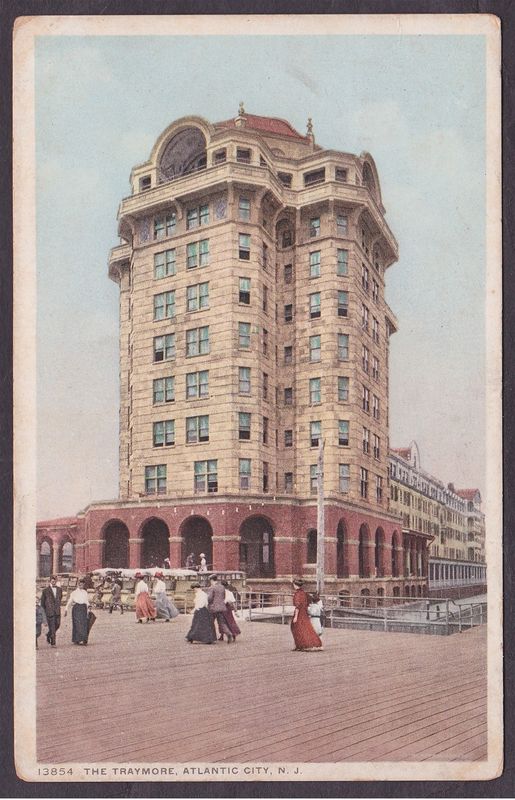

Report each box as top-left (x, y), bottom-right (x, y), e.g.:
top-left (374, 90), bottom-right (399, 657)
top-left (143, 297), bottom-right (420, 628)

top-left (290, 579), bottom-right (323, 651)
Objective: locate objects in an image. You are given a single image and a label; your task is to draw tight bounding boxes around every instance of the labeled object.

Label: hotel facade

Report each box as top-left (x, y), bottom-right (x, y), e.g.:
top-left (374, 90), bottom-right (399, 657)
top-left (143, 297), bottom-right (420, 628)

top-left (38, 109), bottom-right (443, 596)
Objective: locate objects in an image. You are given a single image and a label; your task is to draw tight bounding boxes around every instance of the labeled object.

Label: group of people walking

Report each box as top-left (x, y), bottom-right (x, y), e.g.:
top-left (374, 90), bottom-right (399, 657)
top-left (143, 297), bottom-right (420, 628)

top-left (134, 572), bottom-right (180, 622)
top-left (37, 575), bottom-right (95, 648)
top-left (186, 576), bottom-right (241, 644)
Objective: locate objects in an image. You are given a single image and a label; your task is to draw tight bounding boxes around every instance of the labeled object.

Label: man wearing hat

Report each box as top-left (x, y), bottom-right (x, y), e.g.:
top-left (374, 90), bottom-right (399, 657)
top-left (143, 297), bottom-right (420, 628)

top-left (40, 575), bottom-right (63, 646)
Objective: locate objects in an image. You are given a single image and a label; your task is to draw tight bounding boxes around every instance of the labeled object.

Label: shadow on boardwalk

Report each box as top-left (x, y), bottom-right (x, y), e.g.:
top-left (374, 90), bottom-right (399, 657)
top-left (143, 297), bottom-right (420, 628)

top-left (37, 611), bottom-right (487, 764)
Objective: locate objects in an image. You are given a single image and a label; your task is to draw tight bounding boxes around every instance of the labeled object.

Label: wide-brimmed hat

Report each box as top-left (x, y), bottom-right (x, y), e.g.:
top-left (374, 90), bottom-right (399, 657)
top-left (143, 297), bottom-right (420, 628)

top-left (199, 553), bottom-right (205, 558)
top-left (155, 571), bottom-right (164, 578)
top-left (134, 572), bottom-right (143, 579)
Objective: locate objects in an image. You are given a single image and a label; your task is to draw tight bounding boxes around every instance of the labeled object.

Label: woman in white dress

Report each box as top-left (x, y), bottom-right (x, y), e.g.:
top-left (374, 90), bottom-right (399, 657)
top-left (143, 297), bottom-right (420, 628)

top-left (153, 572), bottom-right (179, 621)
top-left (64, 578), bottom-right (90, 645)
top-left (307, 592), bottom-right (324, 636)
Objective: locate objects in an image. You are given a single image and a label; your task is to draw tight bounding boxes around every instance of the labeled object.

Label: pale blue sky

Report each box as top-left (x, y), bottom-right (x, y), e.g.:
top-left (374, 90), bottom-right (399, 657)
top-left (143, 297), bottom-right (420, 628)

top-left (35, 34), bottom-right (486, 518)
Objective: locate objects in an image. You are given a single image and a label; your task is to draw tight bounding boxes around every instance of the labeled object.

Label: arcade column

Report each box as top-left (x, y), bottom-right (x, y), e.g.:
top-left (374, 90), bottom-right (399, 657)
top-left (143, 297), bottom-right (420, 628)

top-left (52, 542), bottom-right (59, 575)
top-left (212, 535), bottom-right (239, 571)
top-left (169, 536), bottom-right (182, 568)
top-left (129, 538), bottom-right (143, 568)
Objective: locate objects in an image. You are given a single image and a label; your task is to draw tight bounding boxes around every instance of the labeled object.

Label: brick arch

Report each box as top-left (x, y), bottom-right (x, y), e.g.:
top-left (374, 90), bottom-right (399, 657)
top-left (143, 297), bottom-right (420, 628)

top-left (179, 516), bottom-right (213, 569)
top-left (239, 514), bottom-right (275, 579)
top-left (374, 527), bottom-right (385, 577)
top-left (391, 530), bottom-right (401, 577)
top-left (139, 517), bottom-right (170, 569)
top-left (38, 536), bottom-right (54, 578)
top-left (102, 519), bottom-right (130, 569)
top-left (336, 519), bottom-right (348, 579)
top-left (358, 523), bottom-right (371, 578)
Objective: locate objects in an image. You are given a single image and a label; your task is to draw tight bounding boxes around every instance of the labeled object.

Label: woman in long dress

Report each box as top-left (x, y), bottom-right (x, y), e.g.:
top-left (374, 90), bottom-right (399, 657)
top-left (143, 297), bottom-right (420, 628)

top-left (221, 580), bottom-right (241, 641)
top-left (290, 579), bottom-right (323, 651)
top-left (153, 572), bottom-right (179, 621)
top-left (64, 578), bottom-right (90, 645)
top-left (186, 584), bottom-right (217, 644)
top-left (134, 574), bottom-right (157, 623)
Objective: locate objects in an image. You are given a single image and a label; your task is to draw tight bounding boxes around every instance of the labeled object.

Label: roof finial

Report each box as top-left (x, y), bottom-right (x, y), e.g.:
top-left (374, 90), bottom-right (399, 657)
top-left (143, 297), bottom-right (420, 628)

top-left (307, 117), bottom-right (313, 135)
top-left (239, 101), bottom-right (246, 117)
top-left (306, 117), bottom-right (315, 147)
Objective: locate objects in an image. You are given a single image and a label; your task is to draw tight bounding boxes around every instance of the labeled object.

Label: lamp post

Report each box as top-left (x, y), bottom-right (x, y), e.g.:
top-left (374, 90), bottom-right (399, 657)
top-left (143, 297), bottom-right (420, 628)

top-left (316, 438), bottom-right (325, 595)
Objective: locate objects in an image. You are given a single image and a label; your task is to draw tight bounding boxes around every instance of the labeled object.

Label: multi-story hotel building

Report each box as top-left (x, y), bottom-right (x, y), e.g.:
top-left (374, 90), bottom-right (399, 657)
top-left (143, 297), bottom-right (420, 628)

top-left (37, 108), bottom-right (431, 595)
top-left (389, 442), bottom-right (486, 596)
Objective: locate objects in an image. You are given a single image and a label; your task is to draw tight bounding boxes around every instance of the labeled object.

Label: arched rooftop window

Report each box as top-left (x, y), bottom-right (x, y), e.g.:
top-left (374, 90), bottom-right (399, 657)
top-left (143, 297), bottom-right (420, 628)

top-left (158, 128), bottom-right (207, 183)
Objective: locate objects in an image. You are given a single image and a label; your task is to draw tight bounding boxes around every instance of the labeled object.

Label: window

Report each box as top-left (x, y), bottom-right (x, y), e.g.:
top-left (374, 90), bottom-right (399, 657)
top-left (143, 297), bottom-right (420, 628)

top-left (304, 168), bottom-right (325, 187)
top-left (239, 367), bottom-right (251, 394)
top-left (374, 250), bottom-right (381, 273)
top-left (360, 467), bottom-right (369, 499)
top-left (145, 465), bottom-right (167, 494)
top-left (213, 148), bottom-right (226, 164)
top-left (309, 292), bottom-right (321, 319)
top-left (372, 356), bottom-right (379, 381)
top-left (338, 333), bottom-right (349, 361)
top-left (362, 345), bottom-right (369, 373)
top-left (339, 464), bottom-right (350, 493)
top-left (153, 420), bottom-right (175, 447)
top-left (336, 291), bottom-right (349, 319)
top-left (187, 239), bottom-right (209, 269)
top-left (339, 420), bottom-right (349, 446)
top-left (373, 434), bottom-right (380, 460)
top-left (376, 475), bottom-right (383, 503)
top-left (361, 303), bottom-right (369, 331)
top-left (187, 204), bottom-right (209, 230)
top-left (336, 214), bottom-right (348, 235)
top-left (194, 460), bottom-right (218, 493)
top-left (362, 264), bottom-right (369, 293)
top-left (372, 394), bottom-right (380, 420)
top-left (284, 387), bottom-right (293, 405)
top-left (335, 167), bottom-right (348, 182)
top-left (309, 335), bottom-right (321, 362)
top-left (239, 197), bottom-right (250, 221)
top-left (239, 459), bottom-right (251, 490)
top-left (262, 461), bottom-right (269, 492)
top-left (284, 304), bottom-right (293, 323)
top-left (236, 148), bottom-right (251, 164)
top-left (154, 213), bottom-right (176, 239)
top-left (309, 377), bottom-right (321, 404)
top-left (239, 277), bottom-right (251, 304)
top-left (186, 326), bottom-right (209, 357)
top-left (262, 328), bottom-right (268, 356)
top-left (186, 370), bottom-right (208, 399)
top-left (262, 372), bottom-right (268, 400)
top-left (284, 264), bottom-right (293, 284)
top-left (262, 417), bottom-right (269, 445)
top-left (310, 421), bottom-right (321, 447)
top-left (154, 249), bottom-right (176, 279)
top-left (362, 427), bottom-right (370, 454)
top-left (362, 385), bottom-right (370, 412)
top-left (284, 472), bottom-right (293, 492)
top-left (262, 243), bottom-right (269, 271)
top-left (278, 172), bottom-right (292, 187)
top-left (153, 376), bottom-right (175, 404)
top-left (239, 233), bottom-right (251, 260)
top-left (309, 217), bottom-right (321, 238)
top-left (337, 249), bottom-right (348, 276)
top-left (186, 282), bottom-right (209, 313)
top-left (154, 334), bottom-right (175, 362)
top-left (284, 345), bottom-right (293, 364)
top-left (153, 291), bottom-right (175, 321)
top-left (310, 464), bottom-right (318, 493)
top-left (284, 429), bottom-right (293, 447)
top-left (372, 280), bottom-right (379, 303)
top-left (139, 175), bottom-right (151, 192)
top-left (372, 317), bottom-right (380, 343)
top-left (239, 322), bottom-right (251, 349)
top-left (238, 412), bottom-right (251, 440)
top-left (262, 285), bottom-right (268, 312)
top-left (309, 251), bottom-right (321, 278)
top-left (186, 415), bottom-right (209, 443)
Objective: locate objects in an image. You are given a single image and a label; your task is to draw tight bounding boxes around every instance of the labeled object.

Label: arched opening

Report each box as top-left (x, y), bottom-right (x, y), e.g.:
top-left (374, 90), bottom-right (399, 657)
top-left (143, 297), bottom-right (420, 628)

top-left (336, 521), bottom-right (347, 578)
top-left (239, 516), bottom-right (275, 578)
top-left (39, 540), bottom-right (52, 578)
top-left (103, 520), bottom-right (130, 569)
top-left (411, 585), bottom-right (417, 597)
top-left (360, 588), bottom-right (371, 608)
top-left (60, 540), bottom-right (74, 572)
top-left (377, 587), bottom-right (384, 607)
top-left (141, 518), bottom-right (170, 569)
top-left (306, 529), bottom-right (317, 564)
top-left (276, 216), bottom-right (295, 249)
top-left (391, 531), bottom-right (400, 577)
top-left (362, 161), bottom-right (379, 202)
top-left (359, 524), bottom-right (370, 578)
top-left (403, 534), bottom-right (410, 577)
top-left (393, 586), bottom-right (400, 604)
top-left (374, 528), bottom-right (385, 577)
top-left (404, 585), bottom-right (410, 598)
top-left (417, 585), bottom-right (422, 597)
top-left (159, 127), bottom-right (207, 182)
top-left (338, 590), bottom-right (350, 608)
top-left (180, 516), bottom-right (213, 569)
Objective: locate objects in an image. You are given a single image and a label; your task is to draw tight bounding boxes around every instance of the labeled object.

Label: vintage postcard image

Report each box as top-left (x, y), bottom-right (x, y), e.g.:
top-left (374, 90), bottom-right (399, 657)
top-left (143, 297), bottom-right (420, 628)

top-left (13, 13), bottom-right (502, 782)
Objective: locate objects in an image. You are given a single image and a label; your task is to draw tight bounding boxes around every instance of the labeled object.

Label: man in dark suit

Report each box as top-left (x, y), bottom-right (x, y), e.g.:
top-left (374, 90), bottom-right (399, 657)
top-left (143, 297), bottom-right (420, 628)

top-left (40, 575), bottom-right (63, 646)
top-left (207, 575), bottom-right (232, 642)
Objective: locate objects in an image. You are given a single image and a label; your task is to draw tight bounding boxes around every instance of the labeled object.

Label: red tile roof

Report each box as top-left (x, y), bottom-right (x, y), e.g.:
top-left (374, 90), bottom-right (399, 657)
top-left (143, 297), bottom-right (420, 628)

top-left (391, 447), bottom-right (411, 459)
top-left (37, 516), bottom-right (78, 528)
top-left (215, 114), bottom-right (307, 140)
top-left (455, 489), bottom-right (480, 500)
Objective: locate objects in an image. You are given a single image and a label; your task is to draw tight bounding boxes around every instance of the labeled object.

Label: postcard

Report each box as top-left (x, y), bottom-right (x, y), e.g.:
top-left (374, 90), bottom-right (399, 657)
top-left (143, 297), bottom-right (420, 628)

top-left (13, 13), bottom-right (502, 783)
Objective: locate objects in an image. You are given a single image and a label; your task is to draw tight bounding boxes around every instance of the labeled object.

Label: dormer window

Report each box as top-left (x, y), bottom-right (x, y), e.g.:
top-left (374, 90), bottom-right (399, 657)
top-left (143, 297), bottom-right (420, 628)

top-left (278, 172), bottom-right (292, 187)
top-left (335, 167), bottom-right (348, 182)
top-left (213, 149), bottom-right (226, 165)
top-left (237, 148), bottom-right (251, 164)
top-left (139, 175), bottom-right (151, 192)
top-left (304, 168), bottom-right (325, 187)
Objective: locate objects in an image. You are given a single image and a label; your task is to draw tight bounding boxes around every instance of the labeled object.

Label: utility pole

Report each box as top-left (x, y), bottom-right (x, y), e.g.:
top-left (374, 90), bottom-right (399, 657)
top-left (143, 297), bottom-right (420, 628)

top-left (316, 438), bottom-right (325, 595)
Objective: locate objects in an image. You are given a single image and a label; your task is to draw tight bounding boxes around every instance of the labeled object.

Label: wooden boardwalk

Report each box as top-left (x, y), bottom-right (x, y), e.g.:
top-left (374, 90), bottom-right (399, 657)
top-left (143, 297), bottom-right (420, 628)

top-left (37, 611), bottom-right (487, 764)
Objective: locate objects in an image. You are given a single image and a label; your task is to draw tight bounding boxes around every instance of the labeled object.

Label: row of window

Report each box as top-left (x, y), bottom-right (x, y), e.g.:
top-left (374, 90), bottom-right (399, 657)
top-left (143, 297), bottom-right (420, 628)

top-left (144, 461), bottom-right (384, 500)
top-left (151, 372), bottom-right (381, 416)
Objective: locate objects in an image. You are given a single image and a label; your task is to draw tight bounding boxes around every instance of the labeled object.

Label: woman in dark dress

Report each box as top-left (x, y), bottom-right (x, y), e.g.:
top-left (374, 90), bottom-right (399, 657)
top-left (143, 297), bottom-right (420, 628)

top-left (221, 580), bottom-right (241, 641)
top-left (64, 578), bottom-right (90, 645)
top-left (186, 584), bottom-right (217, 644)
top-left (290, 579), bottom-right (323, 651)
